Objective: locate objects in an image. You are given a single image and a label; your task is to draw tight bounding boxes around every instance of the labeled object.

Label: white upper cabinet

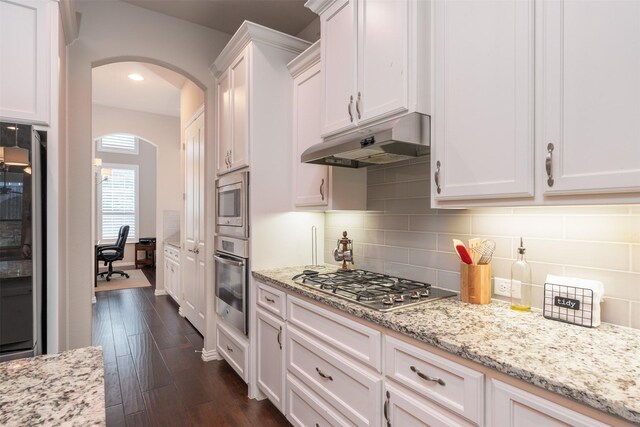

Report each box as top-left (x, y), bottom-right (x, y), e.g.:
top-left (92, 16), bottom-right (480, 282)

top-left (432, 0), bottom-right (534, 202)
top-left (0, 0), bottom-right (51, 124)
top-left (541, 0), bottom-right (640, 196)
top-left (215, 46), bottom-right (250, 175)
top-left (288, 42), bottom-right (367, 210)
top-left (309, 0), bottom-right (429, 138)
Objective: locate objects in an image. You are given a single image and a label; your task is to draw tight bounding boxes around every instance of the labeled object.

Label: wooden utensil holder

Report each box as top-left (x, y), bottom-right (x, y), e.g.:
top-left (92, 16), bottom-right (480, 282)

top-left (460, 263), bottom-right (492, 304)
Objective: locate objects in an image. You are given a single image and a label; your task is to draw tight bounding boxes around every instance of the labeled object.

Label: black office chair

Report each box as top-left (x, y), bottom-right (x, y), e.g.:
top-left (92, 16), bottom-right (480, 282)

top-left (97, 225), bottom-right (130, 281)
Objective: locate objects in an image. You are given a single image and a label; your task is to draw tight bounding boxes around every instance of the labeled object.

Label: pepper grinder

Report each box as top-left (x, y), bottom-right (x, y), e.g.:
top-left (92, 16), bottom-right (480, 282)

top-left (333, 231), bottom-right (354, 271)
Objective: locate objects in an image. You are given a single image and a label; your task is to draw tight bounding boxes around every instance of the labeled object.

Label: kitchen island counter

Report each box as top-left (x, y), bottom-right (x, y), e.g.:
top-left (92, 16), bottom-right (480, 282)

top-left (0, 346), bottom-right (105, 426)
top-left (254, 266), bottom-right (640, 425)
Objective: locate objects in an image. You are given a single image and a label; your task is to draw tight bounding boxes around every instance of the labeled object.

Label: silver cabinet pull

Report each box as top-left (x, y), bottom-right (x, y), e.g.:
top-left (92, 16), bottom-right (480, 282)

top-left (546, 143), bottom-right (555, 187)
top-left (315, 367), bottom-right (333, 381)
top-left (226, 345), bottom-right (233, 352)
top-left (355, 92), bottom-right (362, 119)
top-left (265, 296), bottom-right (275, 303)
top-left (348, 95), bottom-right (354, 122)
top-left (434, 160), bottom-right (442, 194)
top-left (383, 390), bottom-right (391, 427)
top-left (319, 178), bottom-right (325, 201)
top-left (277, 326), bottom-right (282, 350)
top-left (410, 365), bottom-right (445, 386)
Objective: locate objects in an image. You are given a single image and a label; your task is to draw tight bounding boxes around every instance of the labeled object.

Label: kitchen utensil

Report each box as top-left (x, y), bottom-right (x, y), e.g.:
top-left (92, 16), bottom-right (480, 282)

top-left (291, 269), bottom-right (319, 281)
top-left (477, 239), bottom-right (496, 265)
top-left (453, 239), bottom-right (473, 265)
top-left (468, 238), bottom-right (482, 265)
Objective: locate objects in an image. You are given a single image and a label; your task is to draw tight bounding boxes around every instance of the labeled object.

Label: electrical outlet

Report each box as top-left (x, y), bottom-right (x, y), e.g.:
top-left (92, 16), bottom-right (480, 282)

top-left (494, 277), bottom-right (521, 298)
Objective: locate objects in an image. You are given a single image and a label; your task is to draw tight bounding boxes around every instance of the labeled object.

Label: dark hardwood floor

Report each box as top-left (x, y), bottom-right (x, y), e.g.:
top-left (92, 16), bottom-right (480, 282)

top-left (93, 266), bottom-right (290, 427)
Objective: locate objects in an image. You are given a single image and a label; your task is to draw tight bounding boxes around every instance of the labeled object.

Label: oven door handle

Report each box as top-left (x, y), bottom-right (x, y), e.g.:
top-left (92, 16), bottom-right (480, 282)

top-left (213, 255), bottom-right (245, 267)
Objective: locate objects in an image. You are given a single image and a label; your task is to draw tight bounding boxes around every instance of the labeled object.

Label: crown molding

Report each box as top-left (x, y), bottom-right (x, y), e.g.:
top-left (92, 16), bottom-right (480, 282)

top-left (287, 40), bottom-right (320, 78)
top-left (210, 20), bottom-right (311, 77)
top-left (305, 0), bottom-right (336, 15)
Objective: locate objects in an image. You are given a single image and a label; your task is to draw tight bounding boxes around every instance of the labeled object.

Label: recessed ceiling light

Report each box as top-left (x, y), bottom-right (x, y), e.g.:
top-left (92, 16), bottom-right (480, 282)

top-left (128, 73), bottom-right (144, 81)
top-left (6, 126), bottom-right (17, 130)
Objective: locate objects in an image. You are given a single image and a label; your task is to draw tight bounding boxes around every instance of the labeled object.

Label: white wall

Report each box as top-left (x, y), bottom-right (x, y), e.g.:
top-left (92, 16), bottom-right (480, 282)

top-left (325, 157), bottom-right (640, 330)
top-left (65, 0), bottom-right (230, 350)
top-left (92, 104), bottom-right (179, 285)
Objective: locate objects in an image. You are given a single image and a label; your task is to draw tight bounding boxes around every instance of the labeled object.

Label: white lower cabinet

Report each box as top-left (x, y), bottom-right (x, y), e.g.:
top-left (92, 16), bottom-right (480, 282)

top-left (385, 383), bottom-right (475, 427)
top-left (217, 320), bottom-right (248, 382)
top-left (163, 244), bottom-right (180, 304)
top-left (489, 379), bottom-right (609, 427)
top-left (286, 373), bottom-right (353, 427)
top-left (256, 308), bottom-right (285, 412)
top-left (287, 326), bottom-right (382, 427)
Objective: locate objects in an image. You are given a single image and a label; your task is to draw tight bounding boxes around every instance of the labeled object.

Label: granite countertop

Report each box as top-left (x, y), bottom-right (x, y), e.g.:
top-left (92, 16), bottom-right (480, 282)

top-left (253, 266), bottom-right (640, 424)
top-left (0, 346), bottom-right (105, 426)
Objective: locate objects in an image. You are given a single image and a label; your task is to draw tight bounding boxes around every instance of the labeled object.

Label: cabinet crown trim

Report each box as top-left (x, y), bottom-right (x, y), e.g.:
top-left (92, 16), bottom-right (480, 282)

top-left (210, 20), bottom-right (311, 76)
top-left (287, 40), bottom-right (320, 77)
top-left (304, 0), bottom-right (336, 15)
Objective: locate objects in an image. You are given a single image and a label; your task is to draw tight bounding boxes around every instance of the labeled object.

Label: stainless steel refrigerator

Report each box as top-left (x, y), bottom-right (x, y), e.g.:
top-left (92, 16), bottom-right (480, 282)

top-left (0, 121), bottom-right (44, 361)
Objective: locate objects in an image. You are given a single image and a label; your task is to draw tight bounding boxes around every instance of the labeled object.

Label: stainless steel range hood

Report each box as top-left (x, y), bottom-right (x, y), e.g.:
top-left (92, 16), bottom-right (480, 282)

top-left (301, 113), bottom-right (430, 168)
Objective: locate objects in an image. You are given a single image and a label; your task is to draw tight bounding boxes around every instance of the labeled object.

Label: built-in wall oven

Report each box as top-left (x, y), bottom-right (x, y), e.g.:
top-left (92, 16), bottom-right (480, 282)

top-left (215, 171), bottom-right (249, 239)
top-left (214, 235), bottom-right (248, 335)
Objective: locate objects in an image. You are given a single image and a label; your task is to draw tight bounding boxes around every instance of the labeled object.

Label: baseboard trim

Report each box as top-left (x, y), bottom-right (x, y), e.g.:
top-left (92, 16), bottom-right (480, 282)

top-left (178, 307), bottom-right (185, 317)
top-left (201, 348), bottom-right (218, 362)
top-left (154, 289), bottom-right (167, 296)
top-left (92, 295), bottom-right (97, 304)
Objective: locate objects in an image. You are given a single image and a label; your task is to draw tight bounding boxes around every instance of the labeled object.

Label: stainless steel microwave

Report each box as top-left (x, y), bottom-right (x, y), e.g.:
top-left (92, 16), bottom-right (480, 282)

top-left (215, 171), bottom-right (248, 238)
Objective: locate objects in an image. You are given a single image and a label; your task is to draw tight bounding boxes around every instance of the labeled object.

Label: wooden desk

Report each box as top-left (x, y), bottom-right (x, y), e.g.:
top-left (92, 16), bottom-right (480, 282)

top-left (134, 242), bottom-right (156, 269)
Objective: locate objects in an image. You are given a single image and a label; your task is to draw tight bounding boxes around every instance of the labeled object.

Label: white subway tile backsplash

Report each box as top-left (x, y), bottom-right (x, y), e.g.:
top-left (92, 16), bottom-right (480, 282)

top-left (385, 231), bottom-right (436, 250)
top-left (601, 298), bottom-right (631, 326)
top-left (323, 160), bottom-right (640, 329)
top-left (564, 216), bottom-right (640, 243)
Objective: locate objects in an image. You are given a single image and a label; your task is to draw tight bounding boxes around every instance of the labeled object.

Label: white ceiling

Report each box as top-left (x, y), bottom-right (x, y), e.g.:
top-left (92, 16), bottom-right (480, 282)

top-left (92, 62), bottom-right (186, 117)
top-left (121, 0), bottom-right (317, 37)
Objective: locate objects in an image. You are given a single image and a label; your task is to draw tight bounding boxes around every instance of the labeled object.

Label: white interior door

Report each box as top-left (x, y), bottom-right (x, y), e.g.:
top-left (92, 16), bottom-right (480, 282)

top-left (541, 0), bottom-right (640, 195)
top-left (183, 112), bottom-right (205, 334)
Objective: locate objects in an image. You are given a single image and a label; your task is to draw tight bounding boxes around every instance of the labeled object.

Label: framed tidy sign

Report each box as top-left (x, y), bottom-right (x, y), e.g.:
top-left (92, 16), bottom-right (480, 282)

top-left (543, 283), bottom-right (594, 328)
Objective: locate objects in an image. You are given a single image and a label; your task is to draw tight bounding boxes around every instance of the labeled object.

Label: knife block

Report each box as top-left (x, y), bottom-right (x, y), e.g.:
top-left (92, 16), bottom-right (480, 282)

top-left (460, 263), bottom-right (492, 304)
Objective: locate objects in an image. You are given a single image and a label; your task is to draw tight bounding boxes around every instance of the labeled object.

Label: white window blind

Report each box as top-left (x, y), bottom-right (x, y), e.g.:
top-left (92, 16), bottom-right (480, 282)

top-left (100, 165), bottom-right (137, 241)
top-left (98, 134), bottom-right (138, 154)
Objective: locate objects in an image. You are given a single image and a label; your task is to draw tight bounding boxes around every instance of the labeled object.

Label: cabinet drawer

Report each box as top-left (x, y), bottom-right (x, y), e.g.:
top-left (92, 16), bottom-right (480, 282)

top-left (384, 335), bottom-right (484, 425)
top-left (217, 321), bottom-right (248, 382)
top-left (287, 326), bottom-right (381, 427)
top-left (287, 296), bottom-right (381, 371)
top-left (287, 374), bottom-right (354, 427)
top-left (257, 282), bottom-right (286, 319)
top-left (385, 383), bottom-right (476, 427)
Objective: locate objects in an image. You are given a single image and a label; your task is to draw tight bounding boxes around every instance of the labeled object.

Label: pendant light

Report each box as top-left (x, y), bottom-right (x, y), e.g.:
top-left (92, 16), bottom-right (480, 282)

top-left (3, 125), bottom-right (30, 167)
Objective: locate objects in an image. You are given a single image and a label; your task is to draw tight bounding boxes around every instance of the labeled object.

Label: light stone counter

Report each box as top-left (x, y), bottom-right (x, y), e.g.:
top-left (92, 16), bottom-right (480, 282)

top-left (0, 346), bottom-right (105, 426)
top-left (254, 266), bottom-right (640, 424)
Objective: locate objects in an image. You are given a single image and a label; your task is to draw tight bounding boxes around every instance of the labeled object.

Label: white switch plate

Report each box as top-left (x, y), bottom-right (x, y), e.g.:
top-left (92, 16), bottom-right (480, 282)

top-left (494, 277), bottom-right (520, 298)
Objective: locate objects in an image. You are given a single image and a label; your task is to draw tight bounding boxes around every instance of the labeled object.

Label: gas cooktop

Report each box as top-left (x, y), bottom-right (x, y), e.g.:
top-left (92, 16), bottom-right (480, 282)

top-left (293, 269), bottom-right (456, 312)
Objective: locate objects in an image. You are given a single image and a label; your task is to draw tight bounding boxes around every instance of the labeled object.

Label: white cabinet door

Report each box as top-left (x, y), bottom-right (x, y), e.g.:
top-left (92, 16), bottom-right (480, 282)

top-left (357, 0), bottom-right (408, 125)
top-left (163, 259), bottom-right (172, 298)
top-left (541, 0), bottom-right (640, 196)
top-left (385, 384), bottom-right (475, 427)
top-left (432, 0), bottom-right (534, 201)
top-left (229, 47), bottom-right (250, 171)
top-left (321, 0), bottom-right (357, 136)
top-left (489, 379), bottom-right (609, 427)
top-left (216, 69), bottom-right (231, 174)
top-left (293, 60), bottom-right (329, 207)
top-left (0, 0), bottom-right (50, 124)
top-left (257, 309), bottom-right (285, 412)
top-left (183, 112), bottom-right (205, 334)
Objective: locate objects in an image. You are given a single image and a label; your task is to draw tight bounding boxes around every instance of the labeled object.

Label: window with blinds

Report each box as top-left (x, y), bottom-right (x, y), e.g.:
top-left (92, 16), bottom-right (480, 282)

top-left (99, 165), bottom-right (137, 241)
top-left (97, 134), bottom-right (139, 154)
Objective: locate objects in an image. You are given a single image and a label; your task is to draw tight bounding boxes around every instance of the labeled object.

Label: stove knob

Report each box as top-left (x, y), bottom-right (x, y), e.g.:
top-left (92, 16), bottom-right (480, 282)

top-left (411, 291), bottom-right (421, 299)
top-left (393, 294), bottom-right (405, 302)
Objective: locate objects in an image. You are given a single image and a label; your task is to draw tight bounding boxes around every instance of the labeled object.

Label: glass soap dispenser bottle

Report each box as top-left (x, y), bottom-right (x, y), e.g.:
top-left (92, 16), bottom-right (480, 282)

top-left (511, 237), bottom-right (532, 312)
